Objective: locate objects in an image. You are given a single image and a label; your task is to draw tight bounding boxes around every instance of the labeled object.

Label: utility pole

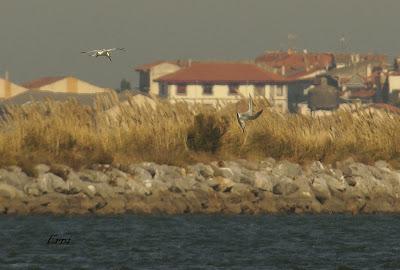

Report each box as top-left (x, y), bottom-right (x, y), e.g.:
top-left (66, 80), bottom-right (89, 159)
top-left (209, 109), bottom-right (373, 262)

top-left (339, 35), bottom-right (346, 52)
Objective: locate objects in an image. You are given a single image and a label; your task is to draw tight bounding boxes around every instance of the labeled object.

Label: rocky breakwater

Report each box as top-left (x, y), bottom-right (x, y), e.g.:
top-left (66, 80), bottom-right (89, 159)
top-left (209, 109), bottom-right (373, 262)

top-left (1, 158), bottom-right (400, 215)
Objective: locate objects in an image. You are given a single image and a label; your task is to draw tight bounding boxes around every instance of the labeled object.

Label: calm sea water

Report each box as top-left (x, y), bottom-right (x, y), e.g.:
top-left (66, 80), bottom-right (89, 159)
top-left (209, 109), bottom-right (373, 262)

top-left (0, 214), bottom-right (399, 269)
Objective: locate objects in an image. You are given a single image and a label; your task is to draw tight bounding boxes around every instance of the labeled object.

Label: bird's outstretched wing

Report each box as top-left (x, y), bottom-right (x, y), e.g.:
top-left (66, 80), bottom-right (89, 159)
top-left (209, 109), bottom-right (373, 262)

top-left (105, 48), bottom-right (125, 52)
top-left (106, 55), bottom-right (112, 62)
top-left (248, 109), bottom-right (263, 120)
top-left (246, 94), bottom-right (253, 115)
top-left (236, 112), bottom-right (246, 132)
top-left (81, 49), bottom-right (99, 54)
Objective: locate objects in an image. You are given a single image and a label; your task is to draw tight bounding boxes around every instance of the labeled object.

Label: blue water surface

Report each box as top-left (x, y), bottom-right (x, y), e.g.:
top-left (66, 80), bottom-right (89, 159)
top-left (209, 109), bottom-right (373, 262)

top-left (0, 214), bottom-right (399, 269)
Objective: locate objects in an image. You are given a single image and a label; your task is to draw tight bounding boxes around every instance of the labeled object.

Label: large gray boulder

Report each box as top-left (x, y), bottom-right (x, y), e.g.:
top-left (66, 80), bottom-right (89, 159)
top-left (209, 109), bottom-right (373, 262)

top-left (374, 160), bottom-right (391, 170)
top-left (237, 168), bottom-right (256, 186)
top-left (310, 161), bottom-right (325, 171)
top-left (168, 176), bottom-right (198, 193)
top-left (341, 162), bottom-right (373, 179)
top-left (129, 166), bottom-right (153, 182)
top-left (253, 171), bottom-right (274, 192)
top-left (272, 178), bottom-right (299, 195)
top-left (207, 177), bottom-right (235, 192)
top-left (92, 183), bottom-right (116, 199)
top-left (49, 174), bottom-right (69, 193)
top-left (187, 163), bottom-right (214, 179)
top-left (311, 176), bottom-right (331, 204)
top-left (137, 162), bottom-right (158, 176)
top-left (0, 168), bottom-right (30, 190)
top-left (36, 173), bottom-right (69, 194)
top-left (65, 172), bottom-right (83, 194)
top-left (0, 183), bottom-right (24, 199)
top-left (235, 159), bottom-right (260, 171)
top-left (78, 170), bottom-right (110, 183)
top-left (24, 183), bottom-right (41, 196)
top-left (212, 166), bottom-right (234, 179)
top-left (65, 172), bottom-right (99, 198)
top-left (153, 165), bottom-right (184, 182)
top-left (214, 161), bottom-right (256, 185)
top-left (318, 174), bottom-right (347, 194)
top-left (49, 164), bottom-right (73, 180)
top-left (259, 158), bottom-right (276, 169)
top-left (347, 175), bottom-right (392, 198)
top-left (272, 160), bottom-right (302, 179)
top-left (125, 179), bottom-right (153, 196)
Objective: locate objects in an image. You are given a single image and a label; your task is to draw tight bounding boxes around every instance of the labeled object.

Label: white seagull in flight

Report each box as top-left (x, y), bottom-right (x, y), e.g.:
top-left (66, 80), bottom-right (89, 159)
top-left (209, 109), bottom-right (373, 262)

top-left (81, 48), bottom-right (125, 62)
top-left (236, 95), bottom-right (263, 133)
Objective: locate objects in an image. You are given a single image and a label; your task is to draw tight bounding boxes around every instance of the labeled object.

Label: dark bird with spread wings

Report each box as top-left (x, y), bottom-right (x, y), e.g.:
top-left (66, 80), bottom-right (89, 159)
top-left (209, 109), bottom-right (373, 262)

top-left (81, 48), bottom-right (125, 62)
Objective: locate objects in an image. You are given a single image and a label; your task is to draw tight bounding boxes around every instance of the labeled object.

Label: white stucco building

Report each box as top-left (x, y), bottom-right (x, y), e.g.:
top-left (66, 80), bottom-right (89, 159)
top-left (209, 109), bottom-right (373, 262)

top-left (135, 61), bottom-right (182, 96)
top-left (154, 62), bottom-right (290, 112)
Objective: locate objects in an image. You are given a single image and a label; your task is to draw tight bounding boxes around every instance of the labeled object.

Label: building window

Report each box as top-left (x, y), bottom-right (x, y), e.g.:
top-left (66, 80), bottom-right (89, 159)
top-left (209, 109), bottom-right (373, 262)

top-left (159, 83), bottom-right (168, 96)
top-left (276, 85), bottom-right (283, 96)
top-left (203, 84), bottom-right (213, 95)
top-left (176, 84), bottom-right (187, 95)
top-left (229, 84), bottom-right (239, 95)
top-left (255, 84), bottom-right (265, 96)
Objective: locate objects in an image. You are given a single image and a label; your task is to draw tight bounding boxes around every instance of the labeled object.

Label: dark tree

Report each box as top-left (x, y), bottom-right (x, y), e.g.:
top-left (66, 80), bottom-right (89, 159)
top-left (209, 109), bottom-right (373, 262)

top-left (119, 79), bottom-right (131, 92)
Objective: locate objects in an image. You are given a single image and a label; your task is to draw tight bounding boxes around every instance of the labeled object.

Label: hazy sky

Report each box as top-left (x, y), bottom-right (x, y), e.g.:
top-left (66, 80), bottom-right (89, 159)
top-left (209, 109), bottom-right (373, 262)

top-left (0, 0), bottom-right (399, 88)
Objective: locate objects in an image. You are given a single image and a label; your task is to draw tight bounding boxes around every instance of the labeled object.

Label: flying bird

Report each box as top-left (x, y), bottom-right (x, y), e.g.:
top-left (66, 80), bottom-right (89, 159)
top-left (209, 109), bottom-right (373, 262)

top-left (81, 48), bottom-right (125, 62)
top-left (236, 95), bottom-right (263, 133)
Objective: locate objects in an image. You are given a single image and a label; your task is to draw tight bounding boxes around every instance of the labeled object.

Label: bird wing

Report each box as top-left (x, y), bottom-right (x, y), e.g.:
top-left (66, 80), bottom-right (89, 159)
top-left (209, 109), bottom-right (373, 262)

top-left (245, 94), bottom-right (253, 115)
top-left (236, 112), bottom-right (246, 131)
top-left (248, 109), bottom-right (263, 120)
top-left (81, 49), bottom-right (99, 54)
top-left (106, 55), bottom-right (112, 62)
top-left (105, 48), bottom-right (125, 52)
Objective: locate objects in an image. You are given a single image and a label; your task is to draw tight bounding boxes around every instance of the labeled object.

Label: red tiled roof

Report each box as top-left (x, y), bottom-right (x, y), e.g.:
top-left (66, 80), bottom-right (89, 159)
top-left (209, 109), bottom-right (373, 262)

top-left (285, 68), bottom-right (323, 81)
top-left (255, 51), bottom-right (334, 72)
top-left (155, 62), bottom-right (288, 84)
top-left (135, 60), bottom-right (209, 71)
top-left (371, 103), bottom-right (400, 114)
top-left (22, 76), bottom-right (65, 89)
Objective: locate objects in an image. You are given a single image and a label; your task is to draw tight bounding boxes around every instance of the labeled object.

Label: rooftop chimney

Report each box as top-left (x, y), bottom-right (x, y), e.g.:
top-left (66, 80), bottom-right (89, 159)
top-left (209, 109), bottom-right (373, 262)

top-left (281, 65), bottom-right (286, 76)
top-left (303, 53), bottom-right (310, 72)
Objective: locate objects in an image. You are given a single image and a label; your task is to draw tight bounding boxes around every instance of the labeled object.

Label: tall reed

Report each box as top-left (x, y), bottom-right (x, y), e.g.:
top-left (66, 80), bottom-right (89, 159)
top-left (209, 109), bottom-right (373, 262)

top-left (0, 93), bottom-right (399, 169)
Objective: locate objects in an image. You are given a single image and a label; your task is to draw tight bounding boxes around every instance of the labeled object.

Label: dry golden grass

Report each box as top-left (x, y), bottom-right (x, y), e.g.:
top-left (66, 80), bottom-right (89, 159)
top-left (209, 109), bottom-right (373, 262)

top-left (1, 93), bottom-right (400, 170)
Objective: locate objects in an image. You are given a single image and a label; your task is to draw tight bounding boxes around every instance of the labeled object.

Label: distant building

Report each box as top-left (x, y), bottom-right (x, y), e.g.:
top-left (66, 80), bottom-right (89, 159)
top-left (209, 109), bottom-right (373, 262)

top-left (388, 72), bottom-right (400, 103)
top-left (255, 49), bottom-right (334, 75)
top-left (0, 72), bottom-right (28, 99)
top-left (326, 61), bottom-right (376, 90)
top-left (135, 61), bottom-right (183, 96)
top-left (255, 50), bottom-right (335, 112)
top-left (333, 53), bottom-right (387, 69)
top-left (340, 89), bottom-right (376, 104)
top-left (155, 62), bottom-right (290, 112)
top-left (22, 76), bottom-right (110, 94)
